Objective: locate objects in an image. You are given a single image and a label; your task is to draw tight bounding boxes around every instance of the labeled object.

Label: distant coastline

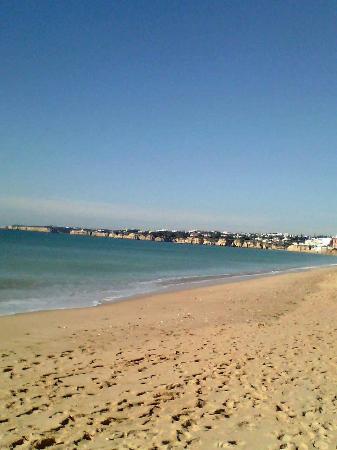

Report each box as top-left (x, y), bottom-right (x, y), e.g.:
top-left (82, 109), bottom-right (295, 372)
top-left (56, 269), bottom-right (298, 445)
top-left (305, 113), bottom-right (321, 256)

top-left (3, 224), bottom-right (337, 256)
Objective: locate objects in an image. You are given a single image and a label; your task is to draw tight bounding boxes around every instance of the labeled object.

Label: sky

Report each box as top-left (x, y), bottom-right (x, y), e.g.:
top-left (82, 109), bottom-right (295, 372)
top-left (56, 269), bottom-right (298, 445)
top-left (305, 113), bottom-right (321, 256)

top-left (1, 0), bottom-right (336, 234)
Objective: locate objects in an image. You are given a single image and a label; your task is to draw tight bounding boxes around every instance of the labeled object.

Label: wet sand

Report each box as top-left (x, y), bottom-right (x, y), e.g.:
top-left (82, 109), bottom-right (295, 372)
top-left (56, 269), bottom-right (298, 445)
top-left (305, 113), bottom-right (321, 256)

top-left (0, 267), bottom-right (336, 449)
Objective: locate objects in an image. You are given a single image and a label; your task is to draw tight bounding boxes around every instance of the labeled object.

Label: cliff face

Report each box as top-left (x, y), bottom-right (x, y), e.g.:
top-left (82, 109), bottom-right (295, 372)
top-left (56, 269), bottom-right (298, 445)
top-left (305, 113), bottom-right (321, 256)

top-left (287, 244), bottom-right (337, 255)
top-left (108, 233), bottom-right (121, 239)
top-left (138, 234), bottom-right (154, 241)
top-left (70, 229), bottom-right (90, 236)
top-left (8, 225), bottom-right (51, 233)
top-left (216, 239), bottom-right (227, 246)
top-left (92, 231), bottom-right (109, 238)
top-left (123, 233), bottom-right (139, 240)
top-left (109, 233), bottom-right (154, 241)
top-left (232, 239), bottom-right (285, 251)
top-left (203, 239), bottom-right (217, 246)
top-left (173, 238), bottom-right (187, 244)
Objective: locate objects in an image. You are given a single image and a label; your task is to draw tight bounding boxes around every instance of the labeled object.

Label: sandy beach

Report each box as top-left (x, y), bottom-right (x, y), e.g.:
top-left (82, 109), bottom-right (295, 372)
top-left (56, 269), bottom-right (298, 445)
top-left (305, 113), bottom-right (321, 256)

top-left (0, 267), bottom-right (336, 449)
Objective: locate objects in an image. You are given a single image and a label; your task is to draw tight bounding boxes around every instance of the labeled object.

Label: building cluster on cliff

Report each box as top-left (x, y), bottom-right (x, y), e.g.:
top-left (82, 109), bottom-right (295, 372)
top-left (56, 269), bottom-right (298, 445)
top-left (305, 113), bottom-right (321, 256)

top-left (4, 224), bottom-right (337, 255)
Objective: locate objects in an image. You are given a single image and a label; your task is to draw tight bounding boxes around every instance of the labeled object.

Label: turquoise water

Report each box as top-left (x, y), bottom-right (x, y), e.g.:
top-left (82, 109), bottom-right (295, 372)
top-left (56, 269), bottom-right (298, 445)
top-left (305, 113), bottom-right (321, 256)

top-left (1, 230), bottom-right (336, 315)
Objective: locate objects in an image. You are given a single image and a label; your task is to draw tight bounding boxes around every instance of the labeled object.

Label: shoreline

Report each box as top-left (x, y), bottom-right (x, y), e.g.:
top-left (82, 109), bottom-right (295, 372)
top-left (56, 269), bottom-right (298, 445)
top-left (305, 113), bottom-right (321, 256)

top-left (1, 261), bottom-right (337, 318)
top-left (0, 266), bottom-right (337, 448)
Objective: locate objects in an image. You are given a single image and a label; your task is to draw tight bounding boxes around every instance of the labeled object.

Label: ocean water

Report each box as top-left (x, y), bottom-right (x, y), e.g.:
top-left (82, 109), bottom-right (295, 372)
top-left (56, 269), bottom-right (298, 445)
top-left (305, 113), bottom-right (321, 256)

top-left (1, 230), bottom-right (336, 316)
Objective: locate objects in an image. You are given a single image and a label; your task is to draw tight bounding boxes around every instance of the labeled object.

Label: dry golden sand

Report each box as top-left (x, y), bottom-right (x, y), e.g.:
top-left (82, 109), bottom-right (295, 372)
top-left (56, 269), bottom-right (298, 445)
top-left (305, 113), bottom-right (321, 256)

top-left (0, 268), bottom-right (336, 450)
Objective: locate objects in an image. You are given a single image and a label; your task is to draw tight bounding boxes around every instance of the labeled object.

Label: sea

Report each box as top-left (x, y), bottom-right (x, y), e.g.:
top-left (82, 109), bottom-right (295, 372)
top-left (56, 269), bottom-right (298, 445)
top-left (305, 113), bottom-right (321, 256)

top-left (1, 230), bottom-right (337, 316)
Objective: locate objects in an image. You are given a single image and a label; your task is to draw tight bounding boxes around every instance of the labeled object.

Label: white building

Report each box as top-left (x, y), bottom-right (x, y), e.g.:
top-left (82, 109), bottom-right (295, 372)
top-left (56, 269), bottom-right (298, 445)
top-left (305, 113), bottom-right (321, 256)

top-left (304, 237), bottom-right (332, 248)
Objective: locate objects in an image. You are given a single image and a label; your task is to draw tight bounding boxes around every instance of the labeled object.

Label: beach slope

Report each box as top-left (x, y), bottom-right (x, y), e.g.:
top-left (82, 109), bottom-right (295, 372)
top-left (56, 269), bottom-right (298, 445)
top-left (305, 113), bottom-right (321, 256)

top-left (0, 268), bottom-right (336, 449)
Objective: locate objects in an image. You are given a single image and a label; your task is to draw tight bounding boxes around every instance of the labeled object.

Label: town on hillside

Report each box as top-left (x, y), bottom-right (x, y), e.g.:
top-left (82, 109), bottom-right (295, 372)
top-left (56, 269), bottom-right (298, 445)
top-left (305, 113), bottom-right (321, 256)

top-left (4, 225), bottom-right (337, 255)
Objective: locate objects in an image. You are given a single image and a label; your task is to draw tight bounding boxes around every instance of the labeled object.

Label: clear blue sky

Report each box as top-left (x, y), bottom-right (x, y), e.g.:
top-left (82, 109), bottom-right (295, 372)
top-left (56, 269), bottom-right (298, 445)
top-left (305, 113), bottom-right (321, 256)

top-left (1, 0), bottom-right (336, 233)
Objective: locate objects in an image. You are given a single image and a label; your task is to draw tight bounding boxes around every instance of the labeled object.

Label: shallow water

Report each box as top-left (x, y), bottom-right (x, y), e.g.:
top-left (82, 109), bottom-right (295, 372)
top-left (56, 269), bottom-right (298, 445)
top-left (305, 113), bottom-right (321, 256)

top-left (1, 230), bottom-right (336, 315)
